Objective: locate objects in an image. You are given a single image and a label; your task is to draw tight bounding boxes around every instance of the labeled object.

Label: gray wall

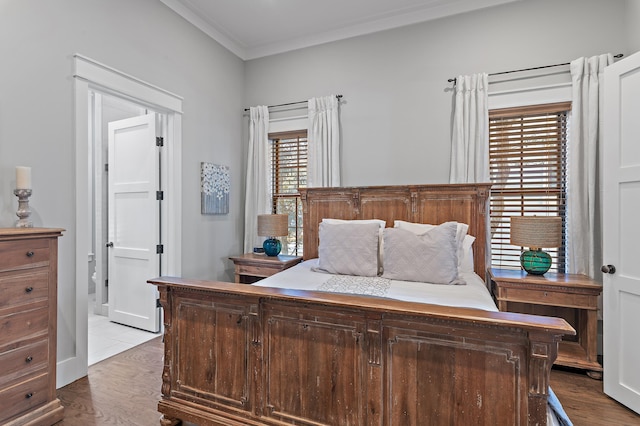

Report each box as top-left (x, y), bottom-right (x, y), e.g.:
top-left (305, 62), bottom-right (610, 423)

top-left (0, 0), bottom-right (244, 379)
top-left (244, 0), bottom-right (632, 186)
top-left (627, 0), bottom-right (640, 54)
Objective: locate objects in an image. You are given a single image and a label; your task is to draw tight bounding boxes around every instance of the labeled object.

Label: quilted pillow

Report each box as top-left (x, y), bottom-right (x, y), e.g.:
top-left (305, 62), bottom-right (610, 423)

top-left (322, 218), bottom-right (386, 273)
top-left (382, 222), bottom-right (462, 284)
top-left (317, 222), bottom-right (380, 277)
top-left (394, 220), bottom-right (472, 273)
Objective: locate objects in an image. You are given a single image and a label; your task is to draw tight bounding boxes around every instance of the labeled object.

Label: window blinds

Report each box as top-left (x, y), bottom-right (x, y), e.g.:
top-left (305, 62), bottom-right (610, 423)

top-left (269, 130), bottom-right (308, 255)
top-left (489, 102), bottom-right (570, 272)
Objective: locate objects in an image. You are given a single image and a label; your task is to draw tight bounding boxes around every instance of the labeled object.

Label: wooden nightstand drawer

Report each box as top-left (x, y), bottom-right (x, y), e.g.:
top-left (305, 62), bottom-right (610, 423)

top-left (0, 239), bottom-right (50, 273)
top-left (230, 254), bottom-right (303, 284)
top-left (500, 287), bottom-right (594, 309)
top-left (236, 263), bottom-right (274, 277)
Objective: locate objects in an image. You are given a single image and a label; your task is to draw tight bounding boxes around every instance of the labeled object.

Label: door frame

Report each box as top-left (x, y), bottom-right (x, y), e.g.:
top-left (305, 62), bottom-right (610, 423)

top-left (64, 54), bottom-right (182, 387)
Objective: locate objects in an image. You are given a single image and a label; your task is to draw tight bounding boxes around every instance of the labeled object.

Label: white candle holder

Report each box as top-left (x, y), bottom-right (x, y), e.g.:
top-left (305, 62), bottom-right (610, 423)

top-left (14, 189), bottom-right (33, 228)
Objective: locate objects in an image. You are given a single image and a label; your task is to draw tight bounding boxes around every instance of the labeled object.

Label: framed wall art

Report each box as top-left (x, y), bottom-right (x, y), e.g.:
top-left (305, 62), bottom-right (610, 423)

top-left (201, 162), bottom-right (230, 214)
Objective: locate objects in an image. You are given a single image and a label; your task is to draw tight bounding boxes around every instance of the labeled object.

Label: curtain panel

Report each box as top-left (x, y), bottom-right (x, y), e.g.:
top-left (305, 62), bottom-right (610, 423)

top-left (308, 95), bottom-right (341, 187)
top-left (568, 54), bottom-right (613, 277)
top-left (449, 73), bottom-right (489, 184)
top-left (243, 106), bottom-right (271, 253)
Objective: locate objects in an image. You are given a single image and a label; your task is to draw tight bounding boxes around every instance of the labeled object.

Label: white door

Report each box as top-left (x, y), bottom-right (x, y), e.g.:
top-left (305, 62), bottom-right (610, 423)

top-left (602, 51), bottom-right (640, 414)
top-left (107, 113), bottom-right (160, 332)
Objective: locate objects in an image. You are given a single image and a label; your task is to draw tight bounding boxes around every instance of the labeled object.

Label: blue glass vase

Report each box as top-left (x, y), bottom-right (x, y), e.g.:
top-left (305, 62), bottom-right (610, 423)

top-left (263, 237), bottom-right (282, 257)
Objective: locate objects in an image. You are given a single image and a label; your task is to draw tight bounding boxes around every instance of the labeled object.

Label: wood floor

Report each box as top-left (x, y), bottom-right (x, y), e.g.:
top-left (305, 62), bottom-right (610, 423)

top-left (56, 337), bottom-right (640, 425)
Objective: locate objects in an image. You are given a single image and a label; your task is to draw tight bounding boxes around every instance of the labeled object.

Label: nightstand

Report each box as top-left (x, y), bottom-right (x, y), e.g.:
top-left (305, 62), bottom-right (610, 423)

top-left (229, 253), bottom-right (303, 284)
top-left (488, 268), bottom-right (603, 379)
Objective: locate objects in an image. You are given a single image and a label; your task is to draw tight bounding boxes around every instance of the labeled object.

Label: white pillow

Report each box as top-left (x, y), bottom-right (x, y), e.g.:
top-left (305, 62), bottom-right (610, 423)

top-left (381, 223), bottom-right (462, 284)
top-left (322, 218), bottom-right (386, 273)
top-left (316, 222), bottom-right (380, 277)
top-left (394, 220), bottom-right (473, 273)
top-left (459, 235), bottom-right (475, 273)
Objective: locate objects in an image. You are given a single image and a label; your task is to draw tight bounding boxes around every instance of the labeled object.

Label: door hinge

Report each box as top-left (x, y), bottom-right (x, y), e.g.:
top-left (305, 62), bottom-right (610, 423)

top-left (156, 136), bottom-right (164, 147)
top-left (156, 191), bottom-right (164, 201)
top-left (104, 163), bottom-right (108, 172)
top-left (156, 298), bottom-right (161, 308)
top-left (156, 244), bottom-right (164, 254)
top-left (105, 279), bottom-right (108, 287)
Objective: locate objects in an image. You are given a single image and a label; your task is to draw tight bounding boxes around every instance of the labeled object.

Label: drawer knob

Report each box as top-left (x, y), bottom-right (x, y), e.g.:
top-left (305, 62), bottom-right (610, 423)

top-left (25, 286), bottom-right (34, 293)
top-left (26, 251), bottom-right (34, 257)
top-left (25, 392), bottom-right (33, 399)
top-left (25, 356), bottom-right (33, 363)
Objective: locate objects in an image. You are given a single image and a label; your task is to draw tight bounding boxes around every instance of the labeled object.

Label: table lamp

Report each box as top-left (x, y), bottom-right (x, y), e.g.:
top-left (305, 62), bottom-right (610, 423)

top-left (257, 214), bottom-right (288, 256)
top-left (510, 216), bottom-right (562, 275)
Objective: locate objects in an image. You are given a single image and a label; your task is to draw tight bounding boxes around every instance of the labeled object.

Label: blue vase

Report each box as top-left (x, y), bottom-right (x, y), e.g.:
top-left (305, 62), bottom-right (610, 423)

top-left (520, 249), bottom-right (552, 275)
top-left (263, 238), bottom-right (282, 256)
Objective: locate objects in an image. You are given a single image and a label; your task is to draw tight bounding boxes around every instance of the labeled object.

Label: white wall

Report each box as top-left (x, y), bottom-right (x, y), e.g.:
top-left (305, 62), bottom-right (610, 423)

top-left (0, 0), bottom-right (244, 385)
top-left (244, 0), bottom-right (628, 186)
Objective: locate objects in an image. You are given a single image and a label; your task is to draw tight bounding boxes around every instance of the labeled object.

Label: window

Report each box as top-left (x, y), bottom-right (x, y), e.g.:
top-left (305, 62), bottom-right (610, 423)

top-left (269, 130), bottom-right (308, 256)
top-left (489, 102), bottom-right (570, 273)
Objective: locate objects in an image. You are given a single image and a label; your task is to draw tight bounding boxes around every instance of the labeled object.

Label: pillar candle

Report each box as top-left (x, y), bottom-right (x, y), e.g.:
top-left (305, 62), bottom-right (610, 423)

top-left (16, 166), bottom-right (31, 189)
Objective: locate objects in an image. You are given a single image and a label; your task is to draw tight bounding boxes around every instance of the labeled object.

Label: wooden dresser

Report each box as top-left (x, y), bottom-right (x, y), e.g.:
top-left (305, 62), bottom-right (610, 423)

top-left (0, 228), bottom-right (64, 425)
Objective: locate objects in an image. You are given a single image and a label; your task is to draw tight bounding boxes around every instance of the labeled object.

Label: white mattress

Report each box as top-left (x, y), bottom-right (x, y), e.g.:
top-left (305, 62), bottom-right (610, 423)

top-left (253, 258), bottom-right (498, 312)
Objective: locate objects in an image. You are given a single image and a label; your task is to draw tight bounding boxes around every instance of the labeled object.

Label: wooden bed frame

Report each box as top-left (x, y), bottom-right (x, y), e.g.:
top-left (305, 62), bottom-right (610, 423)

top-left (149, 184), bottom-right (574, 425)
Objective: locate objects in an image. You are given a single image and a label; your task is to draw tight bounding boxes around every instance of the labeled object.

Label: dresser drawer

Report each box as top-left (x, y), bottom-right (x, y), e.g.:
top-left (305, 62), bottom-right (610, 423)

top-left (0, 338), bottom-right (48, 388)
top-left (0, 239), bottom-right (50, 273)
top-left (501, 287), bottom-right (593, 309)
top-left (0, 373), bottom-right (49, 424)
top-left (0, 307), bottom-right (49, 348)
top-left (0, 270), bottom-right (49, 311)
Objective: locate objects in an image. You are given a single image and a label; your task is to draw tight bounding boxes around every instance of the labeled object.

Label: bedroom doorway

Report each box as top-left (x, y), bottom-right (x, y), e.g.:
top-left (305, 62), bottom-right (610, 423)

top-left (70, 54), bottom-right (183, 385)
top-left (88, 94), bottom-right (162, 362)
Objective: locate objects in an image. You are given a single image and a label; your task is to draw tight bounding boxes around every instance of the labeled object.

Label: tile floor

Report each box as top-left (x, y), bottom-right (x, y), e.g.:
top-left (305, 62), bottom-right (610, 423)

top-left (88, 293), bottom-right (161, 365)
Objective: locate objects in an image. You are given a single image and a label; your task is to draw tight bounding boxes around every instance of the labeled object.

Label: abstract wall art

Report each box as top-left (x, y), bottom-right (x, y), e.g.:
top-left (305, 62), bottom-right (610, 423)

top-left (201, 162), bottom-right (230, 214)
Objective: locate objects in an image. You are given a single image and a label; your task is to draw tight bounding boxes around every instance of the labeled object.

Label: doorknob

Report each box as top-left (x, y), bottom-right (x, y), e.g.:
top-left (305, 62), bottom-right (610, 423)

top-left (601, 264), bottom-right (616, 274)
top-left (105, 242), bottom-right (114, 248)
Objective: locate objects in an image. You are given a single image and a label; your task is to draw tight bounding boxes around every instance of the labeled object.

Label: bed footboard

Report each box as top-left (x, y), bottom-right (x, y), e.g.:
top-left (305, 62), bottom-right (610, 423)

top-left (149, 277), bottom-right (574, 426)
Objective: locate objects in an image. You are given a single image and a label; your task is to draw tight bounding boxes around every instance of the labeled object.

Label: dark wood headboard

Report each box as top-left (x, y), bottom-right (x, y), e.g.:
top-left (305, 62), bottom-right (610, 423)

top-left (300, 183), bottom-right (491, 278)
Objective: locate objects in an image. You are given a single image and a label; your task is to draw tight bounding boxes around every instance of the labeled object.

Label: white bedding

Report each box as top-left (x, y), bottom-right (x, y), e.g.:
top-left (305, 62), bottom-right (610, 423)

top-left (253, 258), bottom-right (498, 312)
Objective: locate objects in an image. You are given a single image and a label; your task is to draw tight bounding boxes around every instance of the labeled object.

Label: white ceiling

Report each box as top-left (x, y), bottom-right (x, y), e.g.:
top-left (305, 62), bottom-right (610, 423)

top-left (160, 0), bottom-right (521, 60)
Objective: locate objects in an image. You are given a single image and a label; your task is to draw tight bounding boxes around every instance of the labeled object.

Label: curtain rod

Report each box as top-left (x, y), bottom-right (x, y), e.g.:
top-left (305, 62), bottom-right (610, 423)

top-left (244, 94), bottom-right (342, 112)
top-left (447, 53), bottom-right (624, 84)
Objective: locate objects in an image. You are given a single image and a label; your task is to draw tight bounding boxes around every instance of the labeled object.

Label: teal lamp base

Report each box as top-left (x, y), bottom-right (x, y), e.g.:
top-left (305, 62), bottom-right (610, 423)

top-left (520, 248), bottom-right (552, 275)
top-left (263, 237), bottom-right (282, 256)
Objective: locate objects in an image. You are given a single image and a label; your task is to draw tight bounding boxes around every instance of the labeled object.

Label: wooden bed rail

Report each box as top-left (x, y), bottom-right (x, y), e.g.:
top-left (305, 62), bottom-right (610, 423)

top-left (149, 277), bottom-right (574, 426)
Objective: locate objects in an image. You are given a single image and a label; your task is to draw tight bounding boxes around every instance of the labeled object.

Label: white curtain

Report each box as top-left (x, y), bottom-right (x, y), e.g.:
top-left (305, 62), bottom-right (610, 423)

top-left (308, 95), bottom-right (341, 187)
top-left (449, 73), bottom-right (489, 184)
top-left (567, 54), bottom-right (613, 277)
top-left (243, 106), bottom-right (271, 253)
